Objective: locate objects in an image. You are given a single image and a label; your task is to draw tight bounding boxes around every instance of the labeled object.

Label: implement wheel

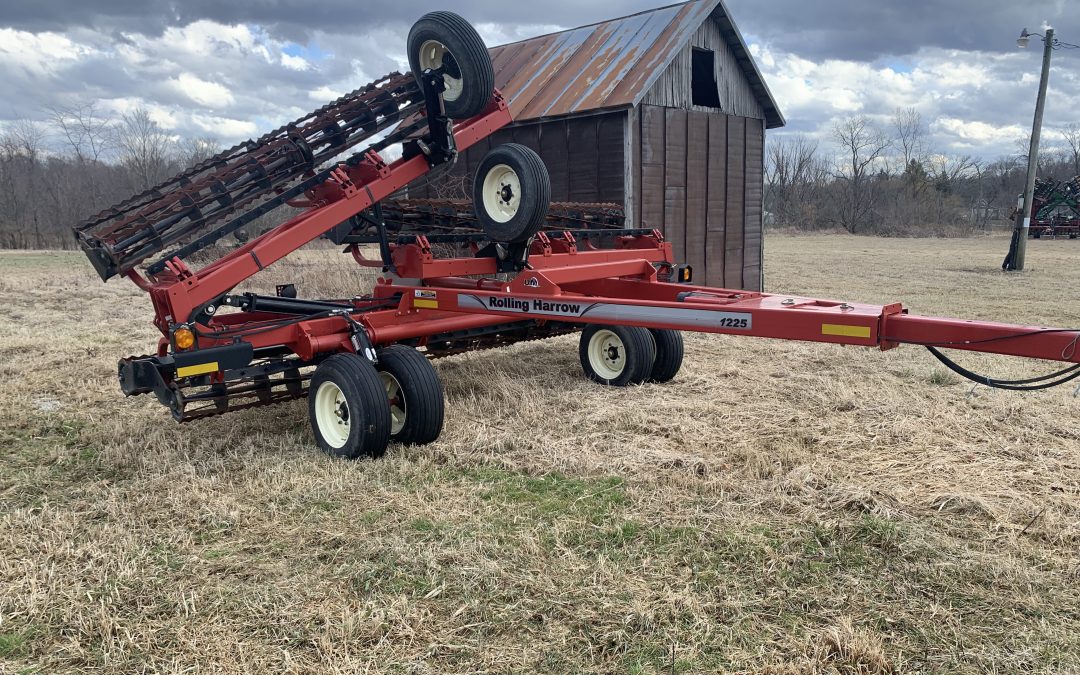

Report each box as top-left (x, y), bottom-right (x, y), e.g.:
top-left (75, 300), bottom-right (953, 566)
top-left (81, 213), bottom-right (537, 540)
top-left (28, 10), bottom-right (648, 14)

top-left (376, 345), bottom-right (445, 446)
top-left (309, 354), bottom-right (391, 459)
top-left (647, 329), bottom-right (684, 383)
top-left (408, 11), bottom-right (494, 119)
top-left (473, 143), bottom-right (551, 243)
top-left (579, 325), bottom-right (655, 387)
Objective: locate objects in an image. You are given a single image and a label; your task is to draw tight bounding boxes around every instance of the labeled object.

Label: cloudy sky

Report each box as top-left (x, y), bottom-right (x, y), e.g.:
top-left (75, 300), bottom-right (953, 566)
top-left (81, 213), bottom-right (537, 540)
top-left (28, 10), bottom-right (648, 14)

top-left (0, 0), bottom-right (1077, 161)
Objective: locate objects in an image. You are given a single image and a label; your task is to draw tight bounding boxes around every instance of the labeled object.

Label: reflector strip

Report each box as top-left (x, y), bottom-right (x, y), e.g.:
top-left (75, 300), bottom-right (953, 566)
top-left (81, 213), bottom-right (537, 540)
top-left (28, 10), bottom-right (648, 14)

top-left (821, 323), bottom-right (872, 339)
top-left (177, 361), bottom-right (220, 378)
top-left (458, 294), bottom-right (753, 330)
top-left (414, 289), bottom-right (438, 309)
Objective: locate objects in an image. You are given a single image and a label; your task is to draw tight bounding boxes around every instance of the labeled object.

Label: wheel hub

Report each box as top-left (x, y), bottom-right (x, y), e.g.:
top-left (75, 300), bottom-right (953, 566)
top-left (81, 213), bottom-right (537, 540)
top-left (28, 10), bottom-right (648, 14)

top-left (587, 329), bottom-right (627, 380)
top-left (481, 163), bottom-right (521, 224)
top-left (419, 39), bottom-right (463, 102)
top-left (499, 183), bottom-right (514, 204)
top-left (380, 371), bottom-right (407, 436)
top-left (314, 380), bottom-right (351, 450)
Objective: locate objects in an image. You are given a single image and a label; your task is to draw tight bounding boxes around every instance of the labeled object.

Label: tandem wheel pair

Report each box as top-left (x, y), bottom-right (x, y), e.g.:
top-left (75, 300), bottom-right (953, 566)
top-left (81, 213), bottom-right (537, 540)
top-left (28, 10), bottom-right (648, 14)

top-left (308, 328), bottom-right (685, 459)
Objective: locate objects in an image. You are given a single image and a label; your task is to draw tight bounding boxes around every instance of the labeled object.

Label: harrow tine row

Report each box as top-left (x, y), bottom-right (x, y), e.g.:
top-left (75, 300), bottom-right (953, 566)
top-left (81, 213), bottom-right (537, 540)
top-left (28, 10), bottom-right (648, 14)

top-left (172, 320), bottom-right (577, 422)
top-left (343, 198), bottom-right (627, 240)
top-left (75, 72), bottom-right (426, 281)
top-left (175, 369), bottom-right (310, 422)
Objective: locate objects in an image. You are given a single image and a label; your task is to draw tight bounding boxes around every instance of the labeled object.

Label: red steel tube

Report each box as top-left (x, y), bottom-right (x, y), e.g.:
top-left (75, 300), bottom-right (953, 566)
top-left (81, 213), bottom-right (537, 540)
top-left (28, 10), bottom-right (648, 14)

top-left (366, 313), bottom-right (518, 344)
top-left (882, 312), bottom-right (1080, 363)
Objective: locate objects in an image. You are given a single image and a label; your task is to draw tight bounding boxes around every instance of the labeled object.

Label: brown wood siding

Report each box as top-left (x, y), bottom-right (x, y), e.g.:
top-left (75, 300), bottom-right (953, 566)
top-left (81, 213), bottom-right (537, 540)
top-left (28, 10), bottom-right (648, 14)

top-left (626, 107), bottom-right (640, 227)
top-left (511, 125), bottom-right (541, 156)
top-left (724, 115), bottom-right (745, 288)
top-left (641, 16), bottom-right (765, 121)
top-left (540, 123), bottom-right (570, 202)
top-left (638, 104), bottom-right (761, 291)
top-left (705, 113), bottom-right (728, 287)
top-left (664, 108), bottom-right (687, 261)
top-left (639, 106), bottom-right (666, 231)
top-left (409, 113), bottom-right (625, 205)
top-left (406, 105), bottom-right (766, 292)
top-left (567, 119), bottom-right (596, 202)
top-left (597, 115), bottom-right (624, 203)
top-left (685, 112), bottom-right (709, 281)
top-left (743, 119), bottom-right (764, 288)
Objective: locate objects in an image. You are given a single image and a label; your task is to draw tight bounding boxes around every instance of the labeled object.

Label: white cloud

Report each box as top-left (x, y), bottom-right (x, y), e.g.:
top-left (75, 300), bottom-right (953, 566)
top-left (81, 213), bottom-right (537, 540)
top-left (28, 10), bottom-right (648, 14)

top-left (753, 38), bottom-right (1079, 159)
top-left (933, 118), bottom-right (1025, 146)
top-left (190, 114), bottom-right (257, 138)
top-left (170, 73), bottom-right (234, 107)
top-left (151, 21), bottom-right (265, 61)
top-left (475, 22), bottom-right (565, 47)
top-left (280, 53), bottom-right (310, 71)
top-left (309, 85), bottom-right (342, 101)
top-left (0, 5), bottom-right (1074, 160)
top-left (0, 28), bottom-right (97, 76)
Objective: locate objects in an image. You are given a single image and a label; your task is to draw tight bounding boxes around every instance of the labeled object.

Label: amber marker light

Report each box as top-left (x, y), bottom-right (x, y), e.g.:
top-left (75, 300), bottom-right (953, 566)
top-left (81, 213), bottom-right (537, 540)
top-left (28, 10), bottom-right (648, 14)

top-left (173, 327), bottom-right (195, 351)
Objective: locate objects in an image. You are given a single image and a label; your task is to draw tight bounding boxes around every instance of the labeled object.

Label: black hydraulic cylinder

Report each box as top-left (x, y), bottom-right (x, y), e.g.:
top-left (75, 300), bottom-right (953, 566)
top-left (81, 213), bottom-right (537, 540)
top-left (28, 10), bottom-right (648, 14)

top-left (229, 293), bottom-right (352, 316)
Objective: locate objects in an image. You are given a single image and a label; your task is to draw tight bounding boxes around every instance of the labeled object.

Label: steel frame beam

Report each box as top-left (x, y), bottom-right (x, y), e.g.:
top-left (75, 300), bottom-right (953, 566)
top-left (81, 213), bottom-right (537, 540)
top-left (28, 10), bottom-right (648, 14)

top-left (140, 93), bottom-right (512, 334)
top-left (180, 233), bottom-right (1080, 369)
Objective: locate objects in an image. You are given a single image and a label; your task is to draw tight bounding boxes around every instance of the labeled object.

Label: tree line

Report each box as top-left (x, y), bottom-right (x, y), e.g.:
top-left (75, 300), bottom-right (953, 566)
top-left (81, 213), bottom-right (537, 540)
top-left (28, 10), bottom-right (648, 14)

top-left (765, 108), bottom-right (1080, 236)
top-left (0, 105), bottom-right (221, 249)
top-left (3, 104), bottom-right (1080, 248)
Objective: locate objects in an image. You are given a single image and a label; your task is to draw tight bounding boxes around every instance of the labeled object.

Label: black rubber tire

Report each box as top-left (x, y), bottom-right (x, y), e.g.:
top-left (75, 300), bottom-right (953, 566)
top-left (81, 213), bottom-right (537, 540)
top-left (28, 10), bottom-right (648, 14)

top-left (308, 354), bottom-right (391, 460)
top-left (376, 345), bottom-right (445, 445)
top-left (647, 329), bottom-right (684, 383)
top-left (407, 11), bottom-right (494, 120)
top-left (473, 143), bottom-right (551, 243)
top-left (579, 325), bottom-right (656, 387)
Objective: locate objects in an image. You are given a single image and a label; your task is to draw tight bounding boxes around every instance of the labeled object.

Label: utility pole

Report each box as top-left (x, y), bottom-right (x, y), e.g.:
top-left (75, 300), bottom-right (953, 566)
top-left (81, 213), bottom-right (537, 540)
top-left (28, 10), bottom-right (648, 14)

top-left (1003, 27), bottom-right (1054, 271)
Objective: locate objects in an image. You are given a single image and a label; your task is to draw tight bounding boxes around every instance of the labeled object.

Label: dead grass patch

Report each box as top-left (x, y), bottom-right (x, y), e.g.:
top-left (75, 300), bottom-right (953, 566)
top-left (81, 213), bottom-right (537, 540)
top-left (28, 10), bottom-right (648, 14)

top-left (2, 234), bottom-right (1080, 672)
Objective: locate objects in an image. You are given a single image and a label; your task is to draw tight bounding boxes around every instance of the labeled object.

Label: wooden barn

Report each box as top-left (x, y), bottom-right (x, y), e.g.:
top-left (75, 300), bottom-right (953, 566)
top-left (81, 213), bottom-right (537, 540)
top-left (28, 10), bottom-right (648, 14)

top-left (410, 0), bottom-right (784, 290)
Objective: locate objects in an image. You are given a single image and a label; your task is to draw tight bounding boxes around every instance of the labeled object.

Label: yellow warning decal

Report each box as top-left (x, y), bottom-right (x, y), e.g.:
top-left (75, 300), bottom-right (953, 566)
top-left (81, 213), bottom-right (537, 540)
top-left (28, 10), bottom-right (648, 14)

top-left (414, 289), bottom-right (438, 309)
top-left (821, 323), bottom-right (872, 339)
top-left (176, 361), bottom-right (219, 378)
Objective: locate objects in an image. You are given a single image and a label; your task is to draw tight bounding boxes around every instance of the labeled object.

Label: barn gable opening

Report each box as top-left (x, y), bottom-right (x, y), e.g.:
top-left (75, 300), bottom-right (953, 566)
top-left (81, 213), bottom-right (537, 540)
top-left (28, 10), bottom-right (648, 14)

top-left (691, 48), bottom-right (723, 109)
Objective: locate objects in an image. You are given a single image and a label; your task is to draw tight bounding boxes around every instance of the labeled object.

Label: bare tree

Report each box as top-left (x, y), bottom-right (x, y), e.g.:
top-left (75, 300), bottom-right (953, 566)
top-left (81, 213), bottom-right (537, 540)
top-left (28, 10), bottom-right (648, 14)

top-left (1061, 123), bottom-right (1080, 177)
top-left (114, 108), bottom-right (175, 191)
top-left (765, 135), bottom-right (830, 229)
top-left (893, 107), bottom-right (926, 169)
top-left (177, 136), bottom-right (222, 169)
top-left (1014, 133), bottom-right (1057, 176)
top-left (833, 116), bottom-right (891, 233)
top-left (7, 118), bottom-right (47, 158)
top-left (0, 119), bottom-right (50, 247)
top-left (929, 154), bottom-right (981, 190)
top-left (49, 103), bottom-right (113, 164)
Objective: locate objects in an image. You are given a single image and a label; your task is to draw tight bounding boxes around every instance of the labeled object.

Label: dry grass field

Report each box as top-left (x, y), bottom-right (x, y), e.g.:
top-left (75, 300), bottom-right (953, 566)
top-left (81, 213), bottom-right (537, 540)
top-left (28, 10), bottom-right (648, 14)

top-left (3, 233), bottom-right (1080, 673)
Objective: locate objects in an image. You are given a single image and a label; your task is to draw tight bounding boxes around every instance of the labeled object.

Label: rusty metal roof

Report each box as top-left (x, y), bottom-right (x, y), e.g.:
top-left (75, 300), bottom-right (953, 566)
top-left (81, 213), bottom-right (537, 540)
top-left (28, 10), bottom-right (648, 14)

top-left (488, 0), bottom-right (784, 129)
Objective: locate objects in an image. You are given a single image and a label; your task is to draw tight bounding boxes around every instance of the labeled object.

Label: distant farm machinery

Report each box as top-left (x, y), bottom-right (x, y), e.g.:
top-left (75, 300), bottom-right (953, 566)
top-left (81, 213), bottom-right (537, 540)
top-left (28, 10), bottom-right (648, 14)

top-left (1024, 176), bottom-right (1080, 238)
top-left (73, 11), bottom-right (1080, 460)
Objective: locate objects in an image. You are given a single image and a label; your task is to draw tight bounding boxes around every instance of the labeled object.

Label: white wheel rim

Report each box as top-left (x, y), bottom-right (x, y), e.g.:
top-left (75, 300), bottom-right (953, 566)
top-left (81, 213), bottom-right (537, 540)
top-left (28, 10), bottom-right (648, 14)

top-left (482, 163), bottom-right (521, 224)
top-left (380, 372), bottom-right (407, 436)
top-left (314, 380), bottom-right (350, 449)
top-left (419, 39), bottom-right (463, 103)
top-left (588, 329), bottom-right (626, 380)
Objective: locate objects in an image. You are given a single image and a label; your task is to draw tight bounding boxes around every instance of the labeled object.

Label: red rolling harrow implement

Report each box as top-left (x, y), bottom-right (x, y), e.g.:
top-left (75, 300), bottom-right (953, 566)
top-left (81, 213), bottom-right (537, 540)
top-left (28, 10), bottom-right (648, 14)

top-left (75, 12), bottom-right (1080, 459)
